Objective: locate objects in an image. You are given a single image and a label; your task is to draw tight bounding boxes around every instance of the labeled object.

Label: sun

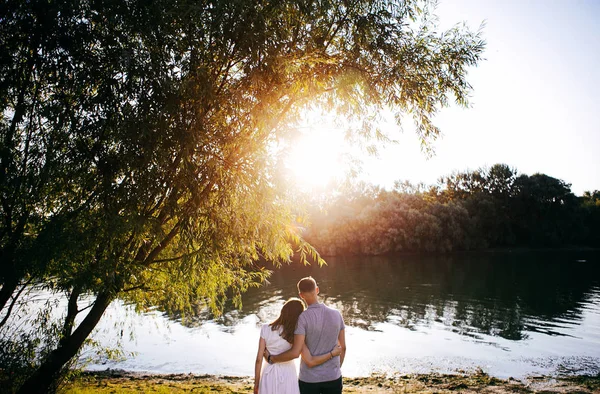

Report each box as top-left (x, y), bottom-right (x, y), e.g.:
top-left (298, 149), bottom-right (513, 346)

top-left (285, 122), bottom-right (347, 189)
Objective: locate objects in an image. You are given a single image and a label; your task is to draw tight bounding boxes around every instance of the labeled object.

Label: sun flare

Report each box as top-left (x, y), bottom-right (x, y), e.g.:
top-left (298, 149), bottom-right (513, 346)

top-left (285, 123), bottom-right (347, 189)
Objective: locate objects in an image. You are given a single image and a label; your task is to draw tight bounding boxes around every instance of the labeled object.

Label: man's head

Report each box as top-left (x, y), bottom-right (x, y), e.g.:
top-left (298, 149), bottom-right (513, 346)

top-left (297, 276), bottom-right (319, 304)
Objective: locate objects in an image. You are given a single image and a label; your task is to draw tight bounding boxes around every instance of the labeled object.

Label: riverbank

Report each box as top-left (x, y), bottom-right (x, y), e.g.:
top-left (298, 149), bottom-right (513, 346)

top-left (315, 246), bottom-right (600, 259)
top-left (62, 370), bottom-right (600, 393)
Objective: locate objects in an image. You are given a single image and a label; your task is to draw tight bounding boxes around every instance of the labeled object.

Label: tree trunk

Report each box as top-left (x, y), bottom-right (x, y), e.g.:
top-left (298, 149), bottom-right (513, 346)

top-left (61, 285), bottom-right (81, 339)
top-left (0, 278), bottom-right (31, 328)
top-left (0, 279), bottom-right (18, 314)
top-left (16, 291), bottom-right (113, 394)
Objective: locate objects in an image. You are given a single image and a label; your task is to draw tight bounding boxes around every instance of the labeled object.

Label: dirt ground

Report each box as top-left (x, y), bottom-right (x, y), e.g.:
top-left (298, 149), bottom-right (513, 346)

top-left (62, 370), bottom-right (600, 393)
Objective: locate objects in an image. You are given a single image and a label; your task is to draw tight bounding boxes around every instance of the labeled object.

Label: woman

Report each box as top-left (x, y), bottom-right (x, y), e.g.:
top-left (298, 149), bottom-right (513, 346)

top-left (254, 298), bottom-right (342, 394)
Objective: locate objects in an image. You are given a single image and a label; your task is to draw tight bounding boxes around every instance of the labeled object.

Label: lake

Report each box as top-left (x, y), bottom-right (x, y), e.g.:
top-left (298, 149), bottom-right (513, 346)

top-left (87, 250), bottom-right (600, 378)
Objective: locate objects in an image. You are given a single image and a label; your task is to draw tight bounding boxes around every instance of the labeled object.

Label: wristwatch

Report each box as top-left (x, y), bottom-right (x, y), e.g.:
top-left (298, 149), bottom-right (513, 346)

top-left (267, 355), bottom-right (274, 365)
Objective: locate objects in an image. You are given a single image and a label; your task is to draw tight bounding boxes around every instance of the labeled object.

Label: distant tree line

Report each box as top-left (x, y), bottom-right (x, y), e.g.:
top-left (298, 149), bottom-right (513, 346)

top-left (305, 164), bottom-right (600, 255)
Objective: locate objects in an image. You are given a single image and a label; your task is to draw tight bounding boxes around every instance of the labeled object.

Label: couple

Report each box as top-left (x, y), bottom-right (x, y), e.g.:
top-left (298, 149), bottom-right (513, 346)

top-left (254, 276), bottom-right (346, 394)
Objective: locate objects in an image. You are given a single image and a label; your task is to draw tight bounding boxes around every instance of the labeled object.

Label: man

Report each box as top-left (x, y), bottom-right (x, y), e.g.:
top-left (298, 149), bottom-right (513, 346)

top-left (268, 276), bottom-right (346, 394)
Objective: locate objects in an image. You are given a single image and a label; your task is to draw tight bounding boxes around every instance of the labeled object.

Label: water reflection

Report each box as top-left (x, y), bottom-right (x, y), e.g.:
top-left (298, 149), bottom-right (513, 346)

top-left (191, 251), bottom-right (600, 344)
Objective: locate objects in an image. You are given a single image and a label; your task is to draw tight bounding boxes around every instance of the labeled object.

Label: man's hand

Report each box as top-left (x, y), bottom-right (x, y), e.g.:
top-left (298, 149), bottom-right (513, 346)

top-left (263, 348), bottom-right (271, 363)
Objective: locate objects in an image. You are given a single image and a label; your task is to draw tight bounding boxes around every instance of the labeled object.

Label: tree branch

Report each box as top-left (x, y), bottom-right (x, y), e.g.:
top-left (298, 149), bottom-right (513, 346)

top-left (0, 277), bottom-right (32, 328)
top-left (61, 285), bottom-right (81, 341)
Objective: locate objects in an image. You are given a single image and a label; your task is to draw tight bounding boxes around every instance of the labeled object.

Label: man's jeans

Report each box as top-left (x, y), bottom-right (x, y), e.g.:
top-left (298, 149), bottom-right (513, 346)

top-left (299, 376), bottom-right (343, 394)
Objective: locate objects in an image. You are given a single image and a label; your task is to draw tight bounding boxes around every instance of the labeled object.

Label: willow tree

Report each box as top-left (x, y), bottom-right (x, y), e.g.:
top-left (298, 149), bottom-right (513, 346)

top-left (0, 0), bottom-right (484, 392)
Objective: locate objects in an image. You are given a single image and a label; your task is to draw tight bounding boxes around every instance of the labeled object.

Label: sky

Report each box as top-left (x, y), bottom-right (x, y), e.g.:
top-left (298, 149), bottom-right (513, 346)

top-left (358, 0), bottom-right (600, 196)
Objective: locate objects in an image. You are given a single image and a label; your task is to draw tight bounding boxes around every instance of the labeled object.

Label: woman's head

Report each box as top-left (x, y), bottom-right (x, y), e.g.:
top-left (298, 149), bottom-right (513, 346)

top-left (270, 297), bottom-right (305, 343)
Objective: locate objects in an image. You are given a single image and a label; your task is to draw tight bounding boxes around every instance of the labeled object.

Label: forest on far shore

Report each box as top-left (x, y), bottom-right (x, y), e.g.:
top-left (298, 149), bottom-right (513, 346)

top-left (304, 164), bottom-right (600, 256)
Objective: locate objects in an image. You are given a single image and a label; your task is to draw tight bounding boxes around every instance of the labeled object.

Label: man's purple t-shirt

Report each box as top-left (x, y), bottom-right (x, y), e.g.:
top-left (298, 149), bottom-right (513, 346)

top-left (294, 302), bottom-right (345, 383)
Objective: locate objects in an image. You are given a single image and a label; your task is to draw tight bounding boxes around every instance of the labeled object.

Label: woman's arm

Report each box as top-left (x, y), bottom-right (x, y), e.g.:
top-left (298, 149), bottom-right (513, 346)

top-left (301, 343), bottom-right (342, 368)
top-left (254, 337), bottom-right (267, 394)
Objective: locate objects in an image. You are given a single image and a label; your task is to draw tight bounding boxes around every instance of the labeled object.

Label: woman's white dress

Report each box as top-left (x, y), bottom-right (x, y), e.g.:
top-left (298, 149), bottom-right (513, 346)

top-left (259, 323), bottom-right (300, 394)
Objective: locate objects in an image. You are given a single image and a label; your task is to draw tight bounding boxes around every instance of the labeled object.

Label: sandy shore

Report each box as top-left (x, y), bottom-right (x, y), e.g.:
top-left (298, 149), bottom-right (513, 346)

top-left (62, 370), bottom-right (600, 393)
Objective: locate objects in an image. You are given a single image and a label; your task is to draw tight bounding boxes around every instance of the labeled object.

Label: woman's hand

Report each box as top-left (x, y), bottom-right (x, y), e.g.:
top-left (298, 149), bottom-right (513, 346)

top-left (263, 348), bottom-right (271, 362)
top-left (254, 382), bottom-right (259, 394)
top-left (331, 344), bottom-right (342, 357)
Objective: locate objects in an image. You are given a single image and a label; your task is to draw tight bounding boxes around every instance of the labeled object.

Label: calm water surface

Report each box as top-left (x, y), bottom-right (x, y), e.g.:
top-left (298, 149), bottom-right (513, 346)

top-left (88, 251), bottom-right (600, 378)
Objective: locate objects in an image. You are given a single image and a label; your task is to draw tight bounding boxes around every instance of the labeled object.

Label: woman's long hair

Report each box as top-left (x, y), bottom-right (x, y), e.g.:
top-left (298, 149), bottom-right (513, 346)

top-left (270, 298), bottom-right (305, 344)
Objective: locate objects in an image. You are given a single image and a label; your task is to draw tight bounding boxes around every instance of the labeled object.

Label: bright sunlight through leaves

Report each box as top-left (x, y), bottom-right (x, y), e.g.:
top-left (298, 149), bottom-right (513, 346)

top-left (285, 122), bottom-right (347, 189)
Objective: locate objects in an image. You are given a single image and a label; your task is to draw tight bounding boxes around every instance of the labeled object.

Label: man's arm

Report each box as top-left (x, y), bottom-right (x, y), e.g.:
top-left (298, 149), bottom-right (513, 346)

top-left (270, 334), bottom-right (305, 363)
top-left (338, 328), bottom-right (346, 367)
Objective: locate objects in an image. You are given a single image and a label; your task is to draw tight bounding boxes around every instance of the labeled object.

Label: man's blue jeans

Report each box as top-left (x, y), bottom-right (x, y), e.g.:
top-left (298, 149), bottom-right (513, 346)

top-left (299, 376), bottom-right (343, 394)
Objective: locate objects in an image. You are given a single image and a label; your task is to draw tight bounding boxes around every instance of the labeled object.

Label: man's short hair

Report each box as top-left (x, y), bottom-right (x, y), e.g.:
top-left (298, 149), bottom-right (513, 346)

top-left (297, 276), bottom-right (317, 293)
